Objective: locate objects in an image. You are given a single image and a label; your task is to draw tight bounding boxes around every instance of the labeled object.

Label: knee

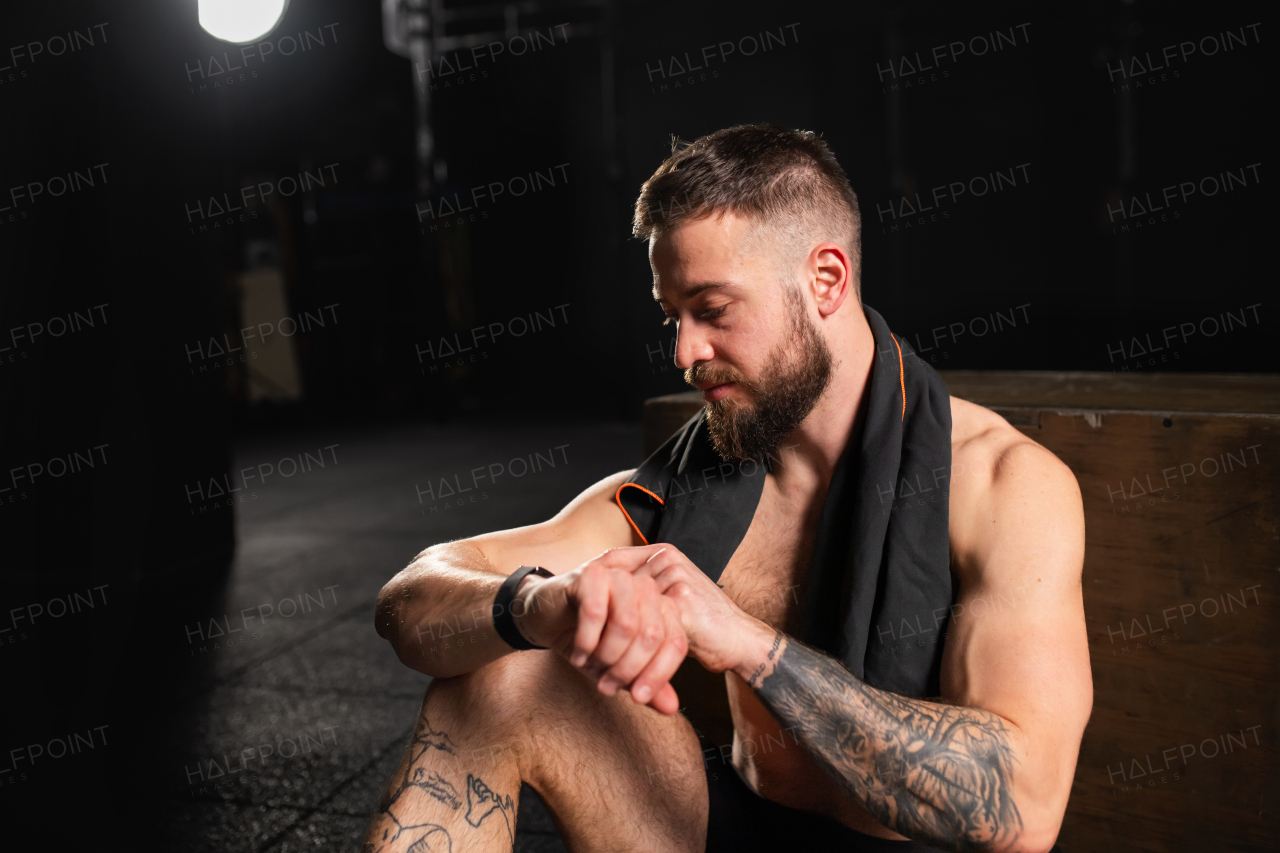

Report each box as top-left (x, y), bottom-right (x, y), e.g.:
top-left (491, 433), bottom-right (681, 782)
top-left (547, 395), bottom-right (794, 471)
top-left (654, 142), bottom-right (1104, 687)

top-left (429, 649), bottom-right (559, 706)
top-left (423, 652), bottom-right (589, 772)
top-left (425, 651), bottom-right (578, 736)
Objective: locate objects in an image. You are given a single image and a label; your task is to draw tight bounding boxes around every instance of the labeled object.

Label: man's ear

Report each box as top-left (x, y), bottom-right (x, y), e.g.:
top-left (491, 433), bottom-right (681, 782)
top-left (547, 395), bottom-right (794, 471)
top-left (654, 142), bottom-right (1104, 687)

top-left (810, 243), bottom-right (852, 317)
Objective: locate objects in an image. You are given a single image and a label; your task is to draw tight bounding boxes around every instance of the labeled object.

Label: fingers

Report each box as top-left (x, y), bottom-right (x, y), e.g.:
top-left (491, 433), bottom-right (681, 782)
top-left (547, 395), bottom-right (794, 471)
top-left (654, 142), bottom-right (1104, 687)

top-left (569, 546), bottom-right (671, 666)
top-left (598, 575), bottom-right (667, 696)
top-left (591, 543), bottom-right (684, 574)
top-left (590, 570), bottom-right (640, 674)
top-left (649, 561), bottom-right (731, 621)
top-left (648, 681), bottom-right (681, 716)
top-left (632, 550), bottom-right (701, 593)
top-left (628, 548), bottom-right (667, 582)
top-left (646, 559), bottom-right (694, 595)
top-left (563, 546), bottom-right (696, 715)
top-left (570, 566), bottom-right (611, 667)
top-left (628, 597), bottom-right (688, 711)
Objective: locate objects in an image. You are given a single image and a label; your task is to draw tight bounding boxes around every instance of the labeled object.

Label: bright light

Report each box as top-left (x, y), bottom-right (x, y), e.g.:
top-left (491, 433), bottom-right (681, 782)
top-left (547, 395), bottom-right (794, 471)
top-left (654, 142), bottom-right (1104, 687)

top-left (198, 0), bottom-right (290, 44)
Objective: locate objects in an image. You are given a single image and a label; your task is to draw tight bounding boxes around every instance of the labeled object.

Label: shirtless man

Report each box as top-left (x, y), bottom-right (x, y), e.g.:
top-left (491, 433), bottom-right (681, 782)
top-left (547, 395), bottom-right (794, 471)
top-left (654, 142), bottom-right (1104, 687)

top-left (365, 125), bottom-right (1090, 853)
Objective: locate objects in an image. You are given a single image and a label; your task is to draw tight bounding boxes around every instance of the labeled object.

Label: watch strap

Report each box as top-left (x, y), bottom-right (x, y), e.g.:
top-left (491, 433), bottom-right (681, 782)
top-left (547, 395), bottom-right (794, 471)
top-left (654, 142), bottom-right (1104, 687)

top-left (493, 565), bottom-right (554, 651)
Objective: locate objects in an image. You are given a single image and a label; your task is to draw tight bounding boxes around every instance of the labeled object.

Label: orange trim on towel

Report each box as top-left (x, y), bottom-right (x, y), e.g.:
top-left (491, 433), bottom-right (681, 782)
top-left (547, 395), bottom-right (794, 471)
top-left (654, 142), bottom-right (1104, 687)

top-left (614, 482), bottom-right (666, 545)
top-left (889, 333), bottom-right (906, 421)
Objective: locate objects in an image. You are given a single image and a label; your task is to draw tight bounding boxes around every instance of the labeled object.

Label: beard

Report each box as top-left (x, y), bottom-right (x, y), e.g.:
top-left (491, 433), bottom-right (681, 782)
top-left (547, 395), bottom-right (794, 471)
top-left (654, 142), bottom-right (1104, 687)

top-left (689, 286), bottom-right (834, 462)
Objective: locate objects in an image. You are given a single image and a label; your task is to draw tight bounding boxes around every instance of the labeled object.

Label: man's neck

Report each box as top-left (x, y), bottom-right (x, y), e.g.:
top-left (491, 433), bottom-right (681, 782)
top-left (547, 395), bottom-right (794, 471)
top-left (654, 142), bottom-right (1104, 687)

top-left (772, 307), bottom-right (877, 493)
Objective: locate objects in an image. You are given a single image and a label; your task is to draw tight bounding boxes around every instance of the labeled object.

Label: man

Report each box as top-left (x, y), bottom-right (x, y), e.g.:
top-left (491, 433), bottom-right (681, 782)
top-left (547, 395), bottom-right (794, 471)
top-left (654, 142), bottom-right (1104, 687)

top-left (364, 125), bottom-right (1090, 853)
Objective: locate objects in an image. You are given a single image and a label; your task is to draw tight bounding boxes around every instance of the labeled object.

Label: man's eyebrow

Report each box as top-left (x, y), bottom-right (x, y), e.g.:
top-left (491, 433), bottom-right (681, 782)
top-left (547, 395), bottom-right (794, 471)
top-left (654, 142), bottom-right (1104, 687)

top-left (652, 281), bottom-right (730, 302)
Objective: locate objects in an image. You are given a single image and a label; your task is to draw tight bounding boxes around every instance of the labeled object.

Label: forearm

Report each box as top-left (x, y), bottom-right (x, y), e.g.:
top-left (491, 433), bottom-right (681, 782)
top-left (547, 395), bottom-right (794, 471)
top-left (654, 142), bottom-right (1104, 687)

top-left (735, 625), bottom-right (1028, 853)
top-left (375, 542), bottom-right (515, 677)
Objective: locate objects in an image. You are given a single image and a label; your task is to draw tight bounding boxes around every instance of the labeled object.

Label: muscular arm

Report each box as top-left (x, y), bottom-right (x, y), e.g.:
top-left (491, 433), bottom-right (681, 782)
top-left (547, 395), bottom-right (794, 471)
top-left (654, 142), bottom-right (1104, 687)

top-left (375, 468), bottom-right (640, 677)
top-left (729, 431), bottom-right (1090, 853)
top-left (749, 634), bottom-right (1023, 851)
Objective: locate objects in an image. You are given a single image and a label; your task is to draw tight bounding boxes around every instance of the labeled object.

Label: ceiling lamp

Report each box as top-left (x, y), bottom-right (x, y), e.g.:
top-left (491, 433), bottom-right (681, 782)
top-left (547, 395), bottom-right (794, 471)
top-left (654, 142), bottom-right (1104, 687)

top-left (198, 0), bottom-right (290, 44)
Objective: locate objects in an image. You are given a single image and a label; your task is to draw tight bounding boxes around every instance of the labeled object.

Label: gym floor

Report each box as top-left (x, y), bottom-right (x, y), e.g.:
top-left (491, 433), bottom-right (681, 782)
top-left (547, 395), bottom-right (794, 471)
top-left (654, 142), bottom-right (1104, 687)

top-left (148, 418), bottom-right (644, 852)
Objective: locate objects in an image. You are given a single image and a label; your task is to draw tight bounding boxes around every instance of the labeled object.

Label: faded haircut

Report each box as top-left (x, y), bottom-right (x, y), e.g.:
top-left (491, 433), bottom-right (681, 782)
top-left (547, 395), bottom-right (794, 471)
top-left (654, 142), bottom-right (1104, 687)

top-left (632, 124), bottom-right (862, 296)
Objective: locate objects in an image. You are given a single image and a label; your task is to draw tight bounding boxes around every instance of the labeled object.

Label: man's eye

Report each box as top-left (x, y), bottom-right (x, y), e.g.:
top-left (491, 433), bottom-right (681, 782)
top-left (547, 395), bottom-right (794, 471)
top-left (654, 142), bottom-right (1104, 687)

top-left (700, 306), bottom-right (727, 321)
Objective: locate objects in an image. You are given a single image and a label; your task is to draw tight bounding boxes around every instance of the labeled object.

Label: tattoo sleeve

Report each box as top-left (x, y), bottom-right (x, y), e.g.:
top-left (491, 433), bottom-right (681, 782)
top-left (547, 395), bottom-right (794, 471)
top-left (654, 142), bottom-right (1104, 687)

top-left (753, 636), bottom-right (1022, 852)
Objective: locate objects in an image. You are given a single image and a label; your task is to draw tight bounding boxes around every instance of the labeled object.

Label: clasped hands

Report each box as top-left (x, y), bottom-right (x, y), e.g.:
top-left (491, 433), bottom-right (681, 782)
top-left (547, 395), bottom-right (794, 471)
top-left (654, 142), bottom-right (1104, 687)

top-left (512, 543), bottom-right (761, 716)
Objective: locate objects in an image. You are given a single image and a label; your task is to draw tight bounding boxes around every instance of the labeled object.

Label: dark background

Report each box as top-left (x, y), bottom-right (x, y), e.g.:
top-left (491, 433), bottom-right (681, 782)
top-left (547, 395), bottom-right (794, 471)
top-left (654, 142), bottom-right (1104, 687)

top-left (0, 0), bottom-right (1268, 849)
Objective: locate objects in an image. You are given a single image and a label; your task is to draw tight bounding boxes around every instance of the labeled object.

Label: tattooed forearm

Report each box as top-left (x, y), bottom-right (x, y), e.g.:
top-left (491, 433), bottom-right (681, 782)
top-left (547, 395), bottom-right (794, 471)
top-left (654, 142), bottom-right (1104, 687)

top-left (754, 637), bottom-right (1022, 852)
top-left (747, 631), bottom-right (784, 687)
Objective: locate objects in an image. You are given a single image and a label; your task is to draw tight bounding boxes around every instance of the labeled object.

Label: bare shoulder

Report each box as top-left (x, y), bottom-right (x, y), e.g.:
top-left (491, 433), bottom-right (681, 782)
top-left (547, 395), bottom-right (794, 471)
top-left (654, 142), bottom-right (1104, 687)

top-left (948, 396), bottom-right (1083, 579)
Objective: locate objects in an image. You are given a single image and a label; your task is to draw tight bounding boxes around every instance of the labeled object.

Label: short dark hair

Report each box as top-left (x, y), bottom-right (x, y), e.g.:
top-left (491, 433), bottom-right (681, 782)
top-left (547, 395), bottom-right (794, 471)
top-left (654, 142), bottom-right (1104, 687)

top-left (633, 124), bottom-right (861, 291)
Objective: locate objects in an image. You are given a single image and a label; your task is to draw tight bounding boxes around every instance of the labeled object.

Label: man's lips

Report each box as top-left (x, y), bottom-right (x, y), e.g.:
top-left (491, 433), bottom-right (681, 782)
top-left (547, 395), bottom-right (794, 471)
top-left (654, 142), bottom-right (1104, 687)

top-left (700, 382), bottom-right (734, 402)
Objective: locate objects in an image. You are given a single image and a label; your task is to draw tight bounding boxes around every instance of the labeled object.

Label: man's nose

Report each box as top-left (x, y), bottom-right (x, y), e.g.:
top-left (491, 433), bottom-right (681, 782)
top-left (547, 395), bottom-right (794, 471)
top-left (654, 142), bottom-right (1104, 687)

top-left (674, 322), bottom-right (714, 370)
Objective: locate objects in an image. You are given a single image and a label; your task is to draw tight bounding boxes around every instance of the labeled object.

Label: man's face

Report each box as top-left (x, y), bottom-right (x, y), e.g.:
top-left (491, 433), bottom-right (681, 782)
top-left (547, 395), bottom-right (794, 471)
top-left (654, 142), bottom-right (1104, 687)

top-left (651, 212), bottom-right (833, 462)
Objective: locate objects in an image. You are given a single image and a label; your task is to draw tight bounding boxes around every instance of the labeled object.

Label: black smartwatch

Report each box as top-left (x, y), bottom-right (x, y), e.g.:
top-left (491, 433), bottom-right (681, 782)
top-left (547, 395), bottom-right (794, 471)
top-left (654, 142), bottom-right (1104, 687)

top-left (493, 565), bottom-right (554, 651)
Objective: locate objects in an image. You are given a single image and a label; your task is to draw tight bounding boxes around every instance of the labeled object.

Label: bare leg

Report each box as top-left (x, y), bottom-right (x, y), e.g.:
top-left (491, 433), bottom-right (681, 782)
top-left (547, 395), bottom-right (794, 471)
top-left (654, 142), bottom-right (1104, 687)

top-left (363, 651), bottom-right (708, 853)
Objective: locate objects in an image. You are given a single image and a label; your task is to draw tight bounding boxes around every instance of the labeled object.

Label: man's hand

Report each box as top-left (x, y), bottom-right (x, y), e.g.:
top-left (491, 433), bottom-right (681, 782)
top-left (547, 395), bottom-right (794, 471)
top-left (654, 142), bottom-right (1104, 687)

top-left (555, 540), bottom-right (762, 676)
top-left (513, 545), bottom-right (688, 716)
top-left (627, 544), bottom-right (764, 674)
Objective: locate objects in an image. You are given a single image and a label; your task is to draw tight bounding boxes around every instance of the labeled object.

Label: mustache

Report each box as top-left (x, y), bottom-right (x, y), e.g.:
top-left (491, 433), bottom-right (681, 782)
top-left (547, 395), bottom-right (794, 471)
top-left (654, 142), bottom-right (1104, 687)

top-left (685, 363), bottom-right (745, 388)
top-left (686, 358), bottom-right (762, 399)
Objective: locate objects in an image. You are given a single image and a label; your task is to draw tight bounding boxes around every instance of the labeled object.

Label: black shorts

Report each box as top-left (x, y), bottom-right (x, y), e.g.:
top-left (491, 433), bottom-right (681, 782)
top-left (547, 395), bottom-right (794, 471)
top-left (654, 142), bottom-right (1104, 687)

top-left (700, 731), bottom-right (1060, 853)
